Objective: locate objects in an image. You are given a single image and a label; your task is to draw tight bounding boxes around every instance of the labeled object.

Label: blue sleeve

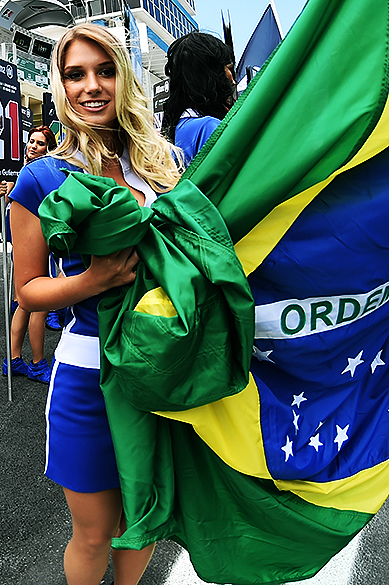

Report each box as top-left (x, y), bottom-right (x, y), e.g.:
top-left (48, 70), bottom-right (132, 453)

top-left (10, 157), bottom-right (80, 218)
top-left (9, 164), bottom-right (46, 217)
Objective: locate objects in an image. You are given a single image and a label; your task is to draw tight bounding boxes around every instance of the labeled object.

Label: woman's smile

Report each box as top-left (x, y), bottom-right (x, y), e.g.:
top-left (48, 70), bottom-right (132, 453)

top-left (81, 100), bottom-right (109, 108)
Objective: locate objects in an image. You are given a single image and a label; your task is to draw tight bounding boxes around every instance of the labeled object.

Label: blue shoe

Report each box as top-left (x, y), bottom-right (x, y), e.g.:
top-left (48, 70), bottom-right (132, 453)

top-left (28, 358), bottom-right (51, 384)
top-left (3, 357), bottom-right (28, 377)
top-left (46, 311), bottom-right (62, 331)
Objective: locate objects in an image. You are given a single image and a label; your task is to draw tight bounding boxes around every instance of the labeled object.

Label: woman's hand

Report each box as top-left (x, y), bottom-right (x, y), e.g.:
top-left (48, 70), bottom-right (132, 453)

top-left (88, 247), bottom-right (140, 291)
top-left (12, 202), bottom-right (140, 312)
top-left (0, 180), bottom-right (8, 197)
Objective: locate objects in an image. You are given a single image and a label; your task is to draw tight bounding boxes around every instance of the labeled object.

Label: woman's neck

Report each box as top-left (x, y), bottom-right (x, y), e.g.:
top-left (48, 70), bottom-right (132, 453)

top-left (101, 156), bottom-right (146, 207)
top-left (97, 128), bottom-right (123, 157)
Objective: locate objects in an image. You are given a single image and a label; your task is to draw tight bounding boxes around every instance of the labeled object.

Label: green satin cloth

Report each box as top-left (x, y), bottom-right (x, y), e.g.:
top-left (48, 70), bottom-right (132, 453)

top-left (39, 171), bottom-right (153, 260)
top-left (39, 170), bottom-right (255, 412)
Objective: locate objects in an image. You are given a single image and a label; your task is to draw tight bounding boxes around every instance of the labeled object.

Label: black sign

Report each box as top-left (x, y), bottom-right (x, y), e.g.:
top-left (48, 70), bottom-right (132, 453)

top-left (42, 92), bottom-right (56, 126)
top-left (31, 39), bottom-right (52, 60)
top-left (153, 79), bottom-right (170, 114)
top-left (42, 92), bottom-right (65, 145)
top-left (0, 59), bottom-right (23, 178)
top-left (13, 30), bottom-right (31, 53)
top-left (21, 106), bottom-right (34, 146)
top-left (153, 80), bottom-right (170, 131)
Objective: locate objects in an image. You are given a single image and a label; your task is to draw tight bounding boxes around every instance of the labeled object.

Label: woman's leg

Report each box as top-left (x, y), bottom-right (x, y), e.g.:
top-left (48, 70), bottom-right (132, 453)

top-left (10, 305), bottom-right (30, 358)
top-left (112, 514), bottom-right (155, 585)
top-left (64, 487), bottom-right (122, 585)
top-left (28, 310), bottom-right (48, 363)
top-left (63, 487), bottom-right (154, 585)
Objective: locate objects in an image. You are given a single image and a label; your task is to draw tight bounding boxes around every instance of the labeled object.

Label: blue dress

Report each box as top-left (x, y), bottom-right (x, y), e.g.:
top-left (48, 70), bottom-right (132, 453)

top-left (10, 153), bottom-right (156, 492)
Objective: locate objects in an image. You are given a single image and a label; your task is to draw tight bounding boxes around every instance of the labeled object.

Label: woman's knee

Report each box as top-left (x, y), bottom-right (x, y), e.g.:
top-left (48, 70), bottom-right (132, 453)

top-left (64, 487), bottom-right (122, 558)
top-left (72, 525), bottom-right (114, 560)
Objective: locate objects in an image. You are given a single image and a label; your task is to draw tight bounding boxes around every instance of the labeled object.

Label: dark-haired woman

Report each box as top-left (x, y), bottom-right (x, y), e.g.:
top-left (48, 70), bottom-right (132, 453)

top-left (162, 31), bottom-right (236, 165)
top-left (3, 125), bottom-right (58, 382)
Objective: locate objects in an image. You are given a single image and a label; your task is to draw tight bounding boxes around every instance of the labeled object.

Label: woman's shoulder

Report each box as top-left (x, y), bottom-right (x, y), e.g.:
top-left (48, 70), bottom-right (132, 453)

top-left (26, 155), bottom-right (80, 176)
top-left (11, 156), bottom-right (82, 216)
top-left (22, 156), bottom-right (82, 190)
top-left (177, 114), bottom-right (220, 132)
top-left (176, 115), bottom-right (221, 164)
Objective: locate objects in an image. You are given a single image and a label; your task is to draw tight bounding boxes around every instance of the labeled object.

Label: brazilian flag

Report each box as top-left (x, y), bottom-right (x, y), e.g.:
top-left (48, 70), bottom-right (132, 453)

top-left (39, 0), bottom-right (389, 582)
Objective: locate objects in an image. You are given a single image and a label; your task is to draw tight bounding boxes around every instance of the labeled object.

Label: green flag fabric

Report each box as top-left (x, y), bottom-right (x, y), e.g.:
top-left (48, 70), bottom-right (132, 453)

top-left (41, 170), bottom-right (371, 584)
top-left (38, 0), bottom-right (389, 583)
top-left (184, 0), bottom-right (389, 245)
top-left (39, 170), bottom-right (254, 412)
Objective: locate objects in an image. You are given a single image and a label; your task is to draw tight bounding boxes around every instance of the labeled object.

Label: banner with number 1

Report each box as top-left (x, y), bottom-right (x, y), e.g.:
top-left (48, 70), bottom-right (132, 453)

top-left (0, 59), bottom-right (23, 180)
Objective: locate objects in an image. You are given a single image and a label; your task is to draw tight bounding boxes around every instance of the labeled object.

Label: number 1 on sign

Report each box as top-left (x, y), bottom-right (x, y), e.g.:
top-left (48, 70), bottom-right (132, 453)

top-left (0, 99), bottom-right (20, 161)
top-left (6, 101), bottom-right (20, 160)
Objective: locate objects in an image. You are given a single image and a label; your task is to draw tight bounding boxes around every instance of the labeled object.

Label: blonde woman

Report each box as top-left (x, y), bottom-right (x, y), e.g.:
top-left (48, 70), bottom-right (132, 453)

top-left (9, 23), bottom-right (181, 585)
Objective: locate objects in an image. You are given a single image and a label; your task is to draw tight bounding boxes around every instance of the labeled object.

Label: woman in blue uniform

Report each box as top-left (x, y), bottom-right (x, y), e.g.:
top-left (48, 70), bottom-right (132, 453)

top-left (9, 23), bottom-right (181, 585)
top-left (3, 125), bottom-right (57, 383)
top-left (162, 31), bottom-right (236, 165)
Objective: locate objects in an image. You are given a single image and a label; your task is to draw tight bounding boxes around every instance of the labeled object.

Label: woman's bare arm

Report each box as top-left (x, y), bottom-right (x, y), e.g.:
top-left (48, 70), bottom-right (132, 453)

top-left (11, 201), bottom-right (139, 312)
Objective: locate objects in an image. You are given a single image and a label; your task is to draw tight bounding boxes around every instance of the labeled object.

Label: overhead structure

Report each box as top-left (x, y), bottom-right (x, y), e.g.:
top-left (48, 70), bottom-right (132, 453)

top-left (2, 0), bottom-right (74, 30)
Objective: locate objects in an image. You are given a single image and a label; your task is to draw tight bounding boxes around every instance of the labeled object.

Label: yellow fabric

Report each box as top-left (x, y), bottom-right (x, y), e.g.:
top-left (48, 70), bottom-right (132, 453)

top-left (134, 287), bottom-right (177, 317)
top-left (156, 373), bottom-right (272, 479)
top-left (276, 458), bottom-right (389, 514)
top-left (157, 374), bottom-right (389, 514)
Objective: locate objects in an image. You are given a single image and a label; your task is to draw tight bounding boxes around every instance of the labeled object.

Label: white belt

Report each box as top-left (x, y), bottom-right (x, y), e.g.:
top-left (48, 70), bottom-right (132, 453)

top-left (54, 330), bottom-right (100, 369)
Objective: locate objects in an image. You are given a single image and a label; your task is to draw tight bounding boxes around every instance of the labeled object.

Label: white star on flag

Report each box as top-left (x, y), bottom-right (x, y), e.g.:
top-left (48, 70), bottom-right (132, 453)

top-left (281, 436), bottom-right (293, 462)
top-left (371, 350), bottom-right (385, 374)
top-left (252, 346), bottom-right (275, 363)
top-left (292, 410), bottom-right (300, 434)
top-left (291, 392), bottom-right (307, 408)
top-left (309, 434), bottom-right (323, 452)
top-left (341, 350), bottom-right (364, 377)
top-left (334, 424), bottom-right (349, 451)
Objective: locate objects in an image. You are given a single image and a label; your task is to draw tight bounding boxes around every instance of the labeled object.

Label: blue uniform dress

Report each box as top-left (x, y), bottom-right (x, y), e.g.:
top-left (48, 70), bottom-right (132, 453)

top-left (10, 152), bottom-right (156, 493)
top-left (175, 109), bottom-right (220, 166)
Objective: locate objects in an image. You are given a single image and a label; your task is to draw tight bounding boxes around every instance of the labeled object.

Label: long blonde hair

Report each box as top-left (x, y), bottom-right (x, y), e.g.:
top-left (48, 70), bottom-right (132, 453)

top-left (50, 23), bottom-right (182, 191)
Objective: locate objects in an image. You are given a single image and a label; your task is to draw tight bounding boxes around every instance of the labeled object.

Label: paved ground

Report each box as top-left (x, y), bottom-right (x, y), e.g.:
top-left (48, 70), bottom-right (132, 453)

top-left (1, 244), bottom-right (388, 585)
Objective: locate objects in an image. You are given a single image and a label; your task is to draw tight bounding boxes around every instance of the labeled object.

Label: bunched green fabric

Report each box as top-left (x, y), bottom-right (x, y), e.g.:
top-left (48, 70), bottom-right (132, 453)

top-left (39, 171), bottom-right (153, 258)
top-left (39, 171), bottom-right (256, 561)
top-left (39, 170), bottom-right (255, 412)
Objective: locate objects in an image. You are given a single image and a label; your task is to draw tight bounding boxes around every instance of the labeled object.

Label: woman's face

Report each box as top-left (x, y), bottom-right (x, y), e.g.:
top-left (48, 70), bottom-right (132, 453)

top-left (225, 63), bottom-right (237, 107)
top-left (26, 131), bottom-right (48, 161)
top-left (225, 63), bottom-right (235, 86)
top-left (62, 38), bottom-right (117, 130)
